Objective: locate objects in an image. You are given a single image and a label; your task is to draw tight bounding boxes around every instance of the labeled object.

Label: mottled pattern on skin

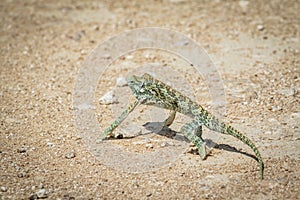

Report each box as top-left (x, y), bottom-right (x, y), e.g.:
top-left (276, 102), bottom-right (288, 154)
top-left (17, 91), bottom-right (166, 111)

top-left (97, 73), bottom-right (264, 179)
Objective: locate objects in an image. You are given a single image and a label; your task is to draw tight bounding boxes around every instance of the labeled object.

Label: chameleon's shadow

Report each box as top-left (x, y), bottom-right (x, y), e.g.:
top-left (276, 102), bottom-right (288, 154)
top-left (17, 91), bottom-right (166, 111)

top-left (142, 122), bottom-right (259, 162)
top-left (108, 121), bottom-right (258, 163)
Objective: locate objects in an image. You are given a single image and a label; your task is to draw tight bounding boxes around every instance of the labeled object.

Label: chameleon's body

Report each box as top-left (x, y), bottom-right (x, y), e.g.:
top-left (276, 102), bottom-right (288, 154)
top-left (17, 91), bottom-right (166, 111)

top-left (98, 73), bottom-right (264, 179)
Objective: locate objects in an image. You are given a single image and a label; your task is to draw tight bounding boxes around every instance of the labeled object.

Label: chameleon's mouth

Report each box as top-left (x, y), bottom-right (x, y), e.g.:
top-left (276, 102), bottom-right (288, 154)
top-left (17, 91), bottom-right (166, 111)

top-left (127, 75), bottom-right (141, 91)
top-left (127, 75), bottom-right (137, 82)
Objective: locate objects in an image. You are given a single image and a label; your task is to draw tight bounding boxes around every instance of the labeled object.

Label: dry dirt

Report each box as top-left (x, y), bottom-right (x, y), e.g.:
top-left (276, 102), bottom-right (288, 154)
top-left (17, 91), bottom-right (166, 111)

top-left (1, 0), bottom-right (300, 199)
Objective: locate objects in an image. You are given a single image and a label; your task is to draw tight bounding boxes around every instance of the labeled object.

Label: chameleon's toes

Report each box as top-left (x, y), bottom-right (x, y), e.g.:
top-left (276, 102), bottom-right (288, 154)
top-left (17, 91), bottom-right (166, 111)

top-left (96, 134), bottom-right (111, 143)
top-left (96, 138), bottom-right (104, 143)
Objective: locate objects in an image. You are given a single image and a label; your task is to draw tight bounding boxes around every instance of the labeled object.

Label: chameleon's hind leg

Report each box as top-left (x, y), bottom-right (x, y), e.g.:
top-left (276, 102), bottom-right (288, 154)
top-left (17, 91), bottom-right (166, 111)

top-left (97, 99), bottom-right (142, 142)
top-left (162, 110), bottom-right (176, 127)
top-left (194, 125), bottom-right (212, 159)
top-left (195, 125), bottom-right (203, 140)
top-left (181, 120), bottom-right (207, 160)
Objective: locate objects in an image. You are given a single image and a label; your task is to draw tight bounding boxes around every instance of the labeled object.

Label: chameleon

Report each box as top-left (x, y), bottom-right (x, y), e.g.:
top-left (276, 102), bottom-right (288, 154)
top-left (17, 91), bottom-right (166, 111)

top-left (97, 73), bottom-right (264, 179)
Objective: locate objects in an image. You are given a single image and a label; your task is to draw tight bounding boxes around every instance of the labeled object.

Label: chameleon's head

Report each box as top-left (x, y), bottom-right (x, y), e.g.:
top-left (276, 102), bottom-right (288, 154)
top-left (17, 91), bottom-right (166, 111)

top-left (127, 73), bottom-right (153, 98)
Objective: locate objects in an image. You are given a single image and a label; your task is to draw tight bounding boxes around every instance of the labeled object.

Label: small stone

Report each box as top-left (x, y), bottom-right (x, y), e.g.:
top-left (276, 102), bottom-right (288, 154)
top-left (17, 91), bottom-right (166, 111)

top-left (29, 194), bottom-right (38, 200)
top-left (36, 189), bottom-right (48, 199)
top-left (205, 175), bottom-right (215, 179)
top-left (18, 171), bottom-right (27, 178)
top-left (1, 186), bottom-right (7, 192)
top-left (99, 91), bottom-right (118, 105)
top-left (160, 142), bottom-right (167, 147)
top-left (220, 185), bottom-right (226, 189)
top-left (65, 152), bottom-right (76, 159)
top-left (271, 106), bottom-right (282, 111)
top-left (93, 25), bottom-right (99, 31)
top-left (257, 24), bottom-right (264, 31)
top-left (116, 77), bottom-right (128, 87)
top-left (17, 147), bottom-right (26, 153)
top-left (46, 142), bottom-right (55, 147)
top-left (146, 192), bottom-right (152, 197)
top-left (145, 143), bottom-right (153, 148)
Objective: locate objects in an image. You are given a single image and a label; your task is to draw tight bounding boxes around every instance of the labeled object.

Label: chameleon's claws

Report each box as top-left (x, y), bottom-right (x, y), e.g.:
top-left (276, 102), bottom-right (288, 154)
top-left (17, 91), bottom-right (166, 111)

top-left (96, 133), bottom-right (123, 143)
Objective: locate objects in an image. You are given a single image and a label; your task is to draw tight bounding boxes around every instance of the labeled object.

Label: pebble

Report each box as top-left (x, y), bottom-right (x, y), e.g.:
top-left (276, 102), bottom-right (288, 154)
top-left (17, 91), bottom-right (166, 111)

top-left (46, 142), bottom-right (55, 147)
top-left (145, 143), bottom-right (153, 148)
top-left (146, 192), bottom-right (152, 197)
top-left (36, 189), bottom-right (48, 199)
top-left (0, 186), bottom-right (7, 192)
top-left (99, 91), bottom-right (118, 105)
top-left (93, 25), bottom-right (99, 31)
top-left (65, 152), bottom-right (76, 159)
top-left (257, 24), bottom-right (264, 31)
top-left (29, 194), bottom-right (38, 200)
top-left (116, 77), bottom-right (128, 87)
top-left (18, 171), bottom-right (27, 178)
top-left (17, 147), bottom-right (26, 153)
top-left (271, 106), bottom-right (282, 112)
top-left (160, 141), bottom-right (167, 147)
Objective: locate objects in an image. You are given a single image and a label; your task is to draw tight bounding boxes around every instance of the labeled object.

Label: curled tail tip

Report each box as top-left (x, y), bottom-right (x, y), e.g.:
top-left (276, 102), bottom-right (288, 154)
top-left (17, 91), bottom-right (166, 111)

top-left (260, 162), bottom-right (265, 180)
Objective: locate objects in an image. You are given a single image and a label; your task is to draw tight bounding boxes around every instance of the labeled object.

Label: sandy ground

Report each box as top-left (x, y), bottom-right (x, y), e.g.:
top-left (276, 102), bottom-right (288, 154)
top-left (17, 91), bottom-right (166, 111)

top-left (1, 0), bottom-right (299, 199)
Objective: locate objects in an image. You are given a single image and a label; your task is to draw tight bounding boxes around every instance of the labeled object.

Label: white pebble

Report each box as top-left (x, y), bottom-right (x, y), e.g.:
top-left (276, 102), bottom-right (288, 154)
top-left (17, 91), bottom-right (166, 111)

top-left (46, 142), bottom-right (55, 147)
top-left (65, 152), bottom-right (76, 159)
top-left (36, 189), bottom-right (48, 198)
top-left (257, 24), bottom-right (264, 31)
top-left (1, 186), bottom-right (7, 192)
top-left (145, 143), bottom-right (153, 148)
top-left (116, 77), bottom-right (128, 87)
top-left (99, 91), bottom-right (118, 105)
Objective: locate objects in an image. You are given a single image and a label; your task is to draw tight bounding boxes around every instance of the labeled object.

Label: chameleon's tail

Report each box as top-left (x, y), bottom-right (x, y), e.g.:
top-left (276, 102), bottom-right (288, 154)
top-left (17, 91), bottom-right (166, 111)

top-left (208, 116), bottom-right (264, 179)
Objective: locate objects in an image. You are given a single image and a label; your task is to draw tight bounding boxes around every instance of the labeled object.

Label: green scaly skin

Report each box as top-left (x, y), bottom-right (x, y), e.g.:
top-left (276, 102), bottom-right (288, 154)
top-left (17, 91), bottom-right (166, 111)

top-left (97, 73), bottom-right (264, 179)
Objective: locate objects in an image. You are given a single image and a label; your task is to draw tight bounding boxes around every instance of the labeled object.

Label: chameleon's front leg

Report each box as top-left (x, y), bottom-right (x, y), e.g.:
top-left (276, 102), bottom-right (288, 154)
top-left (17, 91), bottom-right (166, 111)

top-left (181, 120), bottom-right (208, 160)
top-left (96, 99), bottom-right (142, 142)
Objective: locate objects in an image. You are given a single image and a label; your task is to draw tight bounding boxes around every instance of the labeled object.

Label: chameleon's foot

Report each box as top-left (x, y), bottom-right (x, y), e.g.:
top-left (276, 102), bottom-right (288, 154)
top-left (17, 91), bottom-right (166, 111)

top-left (96, 138), bottom-right (103, 144)
top-left (198, 142), bottom-right (208, 160)
top-left (96, 133), bottom-right (123, 143)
